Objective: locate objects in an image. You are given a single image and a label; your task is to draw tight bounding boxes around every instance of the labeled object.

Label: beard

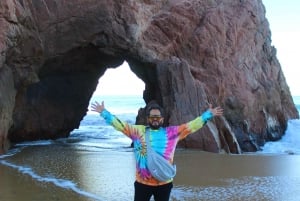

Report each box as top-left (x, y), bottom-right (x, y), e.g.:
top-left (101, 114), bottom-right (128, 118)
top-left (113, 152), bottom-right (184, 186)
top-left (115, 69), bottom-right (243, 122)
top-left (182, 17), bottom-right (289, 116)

top-left (149, 121), bottom-right (162, 130)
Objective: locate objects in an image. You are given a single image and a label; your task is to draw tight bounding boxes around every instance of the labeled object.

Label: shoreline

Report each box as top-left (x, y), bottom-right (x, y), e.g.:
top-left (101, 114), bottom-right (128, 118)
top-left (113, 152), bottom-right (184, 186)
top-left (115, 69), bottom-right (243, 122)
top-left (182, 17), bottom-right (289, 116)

top-left (0, 160), bottom-right (100, 201)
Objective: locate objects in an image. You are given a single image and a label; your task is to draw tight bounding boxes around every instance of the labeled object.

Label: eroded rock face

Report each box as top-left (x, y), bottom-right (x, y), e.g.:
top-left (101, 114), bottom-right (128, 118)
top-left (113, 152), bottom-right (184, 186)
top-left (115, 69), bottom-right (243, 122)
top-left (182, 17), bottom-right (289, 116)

top-left (0, 0), bottom-right (298, 154)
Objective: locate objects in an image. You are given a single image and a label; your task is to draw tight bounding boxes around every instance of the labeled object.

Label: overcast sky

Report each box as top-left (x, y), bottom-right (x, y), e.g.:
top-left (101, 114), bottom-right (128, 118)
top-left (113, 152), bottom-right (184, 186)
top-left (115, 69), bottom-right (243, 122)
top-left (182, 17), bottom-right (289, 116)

top-left (94, 0), bottom-right (300, 96)
top-left (263, 0), bottom-right (300, 96)
top-left (93, 62), bottom-right (145, 96)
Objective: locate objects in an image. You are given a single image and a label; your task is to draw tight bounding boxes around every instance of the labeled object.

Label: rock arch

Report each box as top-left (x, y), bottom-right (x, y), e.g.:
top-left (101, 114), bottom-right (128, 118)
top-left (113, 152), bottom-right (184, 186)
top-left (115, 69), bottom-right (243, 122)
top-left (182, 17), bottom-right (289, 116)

top-left (0, 0), bottom-right (298, 154)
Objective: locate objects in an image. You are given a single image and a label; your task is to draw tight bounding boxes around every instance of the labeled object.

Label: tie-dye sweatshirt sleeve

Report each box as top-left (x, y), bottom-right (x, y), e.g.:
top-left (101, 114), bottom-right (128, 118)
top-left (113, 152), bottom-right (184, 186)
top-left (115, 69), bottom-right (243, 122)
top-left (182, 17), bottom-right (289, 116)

top-left (100, 109), bottom-right (142, 138)
top-left (175, 109), bottom-right (213, 140)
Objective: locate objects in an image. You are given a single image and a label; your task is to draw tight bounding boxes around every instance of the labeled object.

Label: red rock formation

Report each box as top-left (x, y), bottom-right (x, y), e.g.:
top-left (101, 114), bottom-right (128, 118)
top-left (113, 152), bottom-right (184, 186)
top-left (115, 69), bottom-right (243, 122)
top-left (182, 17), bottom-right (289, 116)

top-left (0, 0), bottom-right (298, 154)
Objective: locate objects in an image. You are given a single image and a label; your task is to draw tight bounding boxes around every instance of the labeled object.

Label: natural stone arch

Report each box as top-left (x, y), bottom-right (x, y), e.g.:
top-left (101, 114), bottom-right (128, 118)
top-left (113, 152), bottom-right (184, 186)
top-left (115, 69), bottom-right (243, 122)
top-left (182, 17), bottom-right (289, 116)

top-left (0, 0), bottom-right (298, 154)
top-left (7, 43), bottom-right (230, 153)
top-left (7, 45), bottom-right (160, 141)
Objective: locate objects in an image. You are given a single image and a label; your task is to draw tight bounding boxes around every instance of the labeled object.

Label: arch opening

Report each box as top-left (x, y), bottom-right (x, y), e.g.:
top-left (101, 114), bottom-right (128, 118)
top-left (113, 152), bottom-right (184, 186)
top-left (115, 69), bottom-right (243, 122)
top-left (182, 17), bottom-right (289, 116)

top-left (70, 61), bottom-right (147, 147)
top-left (93, 61), bottom-right (145, 96)
top-left (89, 60), bottom-right (146, 115)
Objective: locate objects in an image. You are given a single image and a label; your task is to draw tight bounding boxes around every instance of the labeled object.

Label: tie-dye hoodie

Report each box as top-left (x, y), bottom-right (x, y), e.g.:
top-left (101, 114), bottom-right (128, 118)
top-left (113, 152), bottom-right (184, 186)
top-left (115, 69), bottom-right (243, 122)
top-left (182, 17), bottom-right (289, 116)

top-left (100, 109), bottom-right (213, 186)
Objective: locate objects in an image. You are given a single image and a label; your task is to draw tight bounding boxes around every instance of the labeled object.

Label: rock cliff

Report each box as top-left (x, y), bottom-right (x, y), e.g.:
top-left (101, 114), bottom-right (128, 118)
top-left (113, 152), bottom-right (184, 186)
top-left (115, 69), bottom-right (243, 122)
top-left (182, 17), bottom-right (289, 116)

top-left (0, 0), bottom-right (298, 154)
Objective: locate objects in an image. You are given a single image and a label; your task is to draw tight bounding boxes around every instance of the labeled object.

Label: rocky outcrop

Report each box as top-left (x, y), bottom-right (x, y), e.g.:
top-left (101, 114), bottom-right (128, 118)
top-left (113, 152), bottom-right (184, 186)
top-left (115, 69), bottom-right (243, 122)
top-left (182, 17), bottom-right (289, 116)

top-left (0, 0), bottom-right (298, 154)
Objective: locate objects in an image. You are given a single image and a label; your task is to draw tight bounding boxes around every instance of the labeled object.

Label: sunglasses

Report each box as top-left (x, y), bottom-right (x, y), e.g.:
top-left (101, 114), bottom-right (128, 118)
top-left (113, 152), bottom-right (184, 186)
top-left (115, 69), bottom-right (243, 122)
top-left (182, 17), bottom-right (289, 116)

top-left (148, 115), bottom-right (163, 120)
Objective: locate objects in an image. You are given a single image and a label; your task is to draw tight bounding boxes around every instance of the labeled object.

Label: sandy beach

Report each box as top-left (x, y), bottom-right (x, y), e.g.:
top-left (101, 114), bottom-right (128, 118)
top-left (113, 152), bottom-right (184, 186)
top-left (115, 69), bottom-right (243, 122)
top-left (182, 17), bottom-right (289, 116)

top-left (0, 163), bottom-right (98, 201)
top-left (1, 144), bottom-right (300, 201)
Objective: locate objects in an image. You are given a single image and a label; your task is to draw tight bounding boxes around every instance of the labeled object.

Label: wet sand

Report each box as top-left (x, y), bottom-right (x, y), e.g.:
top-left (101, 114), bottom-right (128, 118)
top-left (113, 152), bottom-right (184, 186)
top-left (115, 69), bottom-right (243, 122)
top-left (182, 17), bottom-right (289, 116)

top-left (0, 163), bottom-right (98, 201)
top-left (1, 145), bottom-right (300, 201)
top-left (173, 150), bottom-right (300, 201)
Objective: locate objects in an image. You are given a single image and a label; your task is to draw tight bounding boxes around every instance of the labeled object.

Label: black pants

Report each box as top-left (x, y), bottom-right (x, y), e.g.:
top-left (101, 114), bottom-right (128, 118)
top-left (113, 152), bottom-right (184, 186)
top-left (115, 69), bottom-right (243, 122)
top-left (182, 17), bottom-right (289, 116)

top-left (134, 181), bottom-right (173, 201)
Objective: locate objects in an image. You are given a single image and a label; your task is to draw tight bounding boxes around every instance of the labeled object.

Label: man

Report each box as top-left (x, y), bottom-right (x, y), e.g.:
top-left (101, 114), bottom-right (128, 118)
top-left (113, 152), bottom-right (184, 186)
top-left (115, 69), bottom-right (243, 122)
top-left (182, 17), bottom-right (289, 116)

top-left (91, 100), bottom-right (223, 201)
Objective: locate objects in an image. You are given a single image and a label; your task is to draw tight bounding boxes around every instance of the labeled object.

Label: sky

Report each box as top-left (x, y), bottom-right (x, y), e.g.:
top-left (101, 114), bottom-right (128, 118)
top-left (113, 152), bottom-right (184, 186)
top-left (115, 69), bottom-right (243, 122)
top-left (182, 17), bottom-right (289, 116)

top-left (94, 0), bottom-right (300, 96)
top-left (93, 62), bottom-right (145, 96)
top-left (262, 0), bottom-right (300, 96)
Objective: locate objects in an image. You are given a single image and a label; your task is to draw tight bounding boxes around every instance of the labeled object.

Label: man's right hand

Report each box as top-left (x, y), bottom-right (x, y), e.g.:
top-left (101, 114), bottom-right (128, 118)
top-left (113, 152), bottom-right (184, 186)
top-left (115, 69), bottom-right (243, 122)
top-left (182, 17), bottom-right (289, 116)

top-left (91, 101), bottom-right (105, 113)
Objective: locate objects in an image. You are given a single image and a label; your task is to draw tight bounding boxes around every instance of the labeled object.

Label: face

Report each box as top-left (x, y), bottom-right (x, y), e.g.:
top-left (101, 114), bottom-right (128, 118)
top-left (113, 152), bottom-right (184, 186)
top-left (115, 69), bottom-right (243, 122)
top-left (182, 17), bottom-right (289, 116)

top-left (147, 109), bottom-right (164, 129)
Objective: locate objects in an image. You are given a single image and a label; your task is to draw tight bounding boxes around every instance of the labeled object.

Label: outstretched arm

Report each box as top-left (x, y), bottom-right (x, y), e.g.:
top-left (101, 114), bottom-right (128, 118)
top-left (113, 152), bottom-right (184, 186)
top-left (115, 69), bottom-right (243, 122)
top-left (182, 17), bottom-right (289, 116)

top-left (177, 103), bottom-right (223, 140)
top-left (90, 101), bottom-right (140, 138)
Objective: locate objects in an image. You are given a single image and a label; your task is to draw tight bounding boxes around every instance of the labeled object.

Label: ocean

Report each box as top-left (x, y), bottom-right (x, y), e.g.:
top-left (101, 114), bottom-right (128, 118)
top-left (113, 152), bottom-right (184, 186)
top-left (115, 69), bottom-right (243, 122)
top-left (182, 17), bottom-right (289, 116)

top-left (259, 96), bottom-right (300, 154)
top-left (0, 95), bottom-right (300, 201)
